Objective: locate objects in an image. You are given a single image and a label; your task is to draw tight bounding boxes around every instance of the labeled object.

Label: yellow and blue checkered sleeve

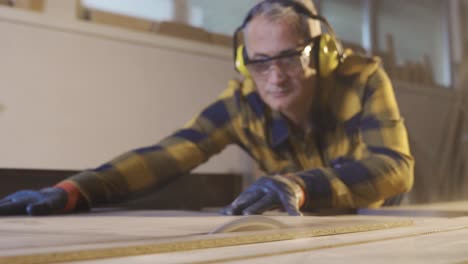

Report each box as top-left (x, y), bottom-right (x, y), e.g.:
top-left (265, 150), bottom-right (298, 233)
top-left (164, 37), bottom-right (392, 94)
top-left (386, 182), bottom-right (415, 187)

top-left (297, 66), bottom-right (414, 209)
top-left (64, 81), bottom-right (243, 207)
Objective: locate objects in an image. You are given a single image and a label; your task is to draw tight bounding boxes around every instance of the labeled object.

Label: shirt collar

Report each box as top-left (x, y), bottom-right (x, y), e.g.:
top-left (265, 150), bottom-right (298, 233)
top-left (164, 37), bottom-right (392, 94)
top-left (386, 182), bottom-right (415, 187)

top-left (268, 108), bottom-right (318, 149)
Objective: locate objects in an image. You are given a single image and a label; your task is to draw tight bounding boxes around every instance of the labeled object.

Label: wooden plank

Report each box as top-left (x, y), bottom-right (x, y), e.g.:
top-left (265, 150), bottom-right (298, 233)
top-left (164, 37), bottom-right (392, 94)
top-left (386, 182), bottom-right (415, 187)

top-left (385, 34), bottom-right (397, 77)
top-left (210, 32), bottom-right (232, 47)
top-left (185, 222), bottom-right (468, 264)
top-left (423, 54), bottom-right (434, 85)
top-left (67, 216), bottom-right (468, 264)
top-left (11, 0), bottom-right (44, 11)
top-left (359, 200), bottom-right (468, 217)
top-left (1, 212), bottom-right (466, 264)
top-left (152, 22), bottom-right (211, 44)
top-left (0, 213), bottom-right (414, 263)
top-left (88, 9), bottom-right (156, 32)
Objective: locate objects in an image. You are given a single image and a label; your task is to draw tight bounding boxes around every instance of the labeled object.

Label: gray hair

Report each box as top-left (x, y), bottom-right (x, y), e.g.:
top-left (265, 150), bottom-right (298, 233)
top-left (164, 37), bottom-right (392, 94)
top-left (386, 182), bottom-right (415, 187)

top-left (243, 0), bottom-right (321, 42)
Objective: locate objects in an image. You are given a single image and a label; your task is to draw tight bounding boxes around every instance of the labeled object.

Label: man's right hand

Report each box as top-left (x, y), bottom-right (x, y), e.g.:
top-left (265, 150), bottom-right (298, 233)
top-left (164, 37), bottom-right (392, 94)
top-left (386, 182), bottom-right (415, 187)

top-left (0, 187), bottom-right (68, 216)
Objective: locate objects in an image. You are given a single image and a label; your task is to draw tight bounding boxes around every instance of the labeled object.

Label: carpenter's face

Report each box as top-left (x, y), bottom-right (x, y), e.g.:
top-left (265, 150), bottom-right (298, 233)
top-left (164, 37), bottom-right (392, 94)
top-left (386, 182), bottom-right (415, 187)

top-left (245, 15), bottom-right (315, 113)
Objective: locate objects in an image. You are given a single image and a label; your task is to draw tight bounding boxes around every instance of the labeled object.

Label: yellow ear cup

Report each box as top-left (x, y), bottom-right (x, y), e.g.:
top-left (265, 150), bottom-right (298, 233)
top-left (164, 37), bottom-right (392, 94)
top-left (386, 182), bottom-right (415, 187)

top-left (318, 33), bottom-right (340, 78)
top-left (235, 44), bottom-right (251, 78)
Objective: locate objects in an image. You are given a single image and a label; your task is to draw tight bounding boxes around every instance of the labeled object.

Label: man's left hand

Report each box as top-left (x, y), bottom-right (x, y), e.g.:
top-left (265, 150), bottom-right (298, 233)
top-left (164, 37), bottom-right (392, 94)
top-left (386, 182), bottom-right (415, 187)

top-left (220, 174), bottom-right (305, 216)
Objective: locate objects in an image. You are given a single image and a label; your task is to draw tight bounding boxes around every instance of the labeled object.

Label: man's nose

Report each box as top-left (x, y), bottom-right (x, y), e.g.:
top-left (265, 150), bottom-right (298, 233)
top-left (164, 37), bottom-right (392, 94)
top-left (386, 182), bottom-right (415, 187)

top-left (267, 62), bottom-right (287, 84)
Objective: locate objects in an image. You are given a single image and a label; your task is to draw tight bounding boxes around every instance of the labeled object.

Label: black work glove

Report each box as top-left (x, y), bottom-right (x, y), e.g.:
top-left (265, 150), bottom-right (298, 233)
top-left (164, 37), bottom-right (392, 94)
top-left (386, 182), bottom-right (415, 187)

top-left (0, 187), bottom-right (68, 216)
top-left (220, 175), bottom-right (305, 216)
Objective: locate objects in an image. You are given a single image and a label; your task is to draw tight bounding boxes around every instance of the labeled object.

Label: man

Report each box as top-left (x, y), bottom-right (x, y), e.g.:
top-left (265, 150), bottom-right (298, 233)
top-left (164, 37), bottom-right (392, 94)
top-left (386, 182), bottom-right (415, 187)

top-left (0, 0), bottom-right (413, 216)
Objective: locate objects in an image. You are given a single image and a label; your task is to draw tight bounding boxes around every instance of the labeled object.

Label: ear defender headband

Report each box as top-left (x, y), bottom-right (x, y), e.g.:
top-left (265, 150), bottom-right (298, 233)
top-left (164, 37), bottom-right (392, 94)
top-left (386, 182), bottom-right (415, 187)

top-left (233, 0), bottom-right (344, 79)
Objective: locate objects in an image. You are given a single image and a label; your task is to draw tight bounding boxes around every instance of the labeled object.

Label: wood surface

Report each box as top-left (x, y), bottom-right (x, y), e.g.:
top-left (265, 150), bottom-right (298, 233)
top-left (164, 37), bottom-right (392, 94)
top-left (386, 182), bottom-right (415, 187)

top-left (0, 211), bottom-right (416, 264)
top-left (0, 207), bottom-right (468, 263)
top-left (359, 200), bottom-right (468, 217)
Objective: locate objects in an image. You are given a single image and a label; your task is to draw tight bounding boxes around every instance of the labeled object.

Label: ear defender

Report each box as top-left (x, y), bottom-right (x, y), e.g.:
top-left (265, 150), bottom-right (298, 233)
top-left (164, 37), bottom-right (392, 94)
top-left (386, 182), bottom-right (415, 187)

top-left (235, 44), bottom-right (251, 78)
top-left (235, 34), bottom-right (342, 79)
top-left (233, 1), bottom-right (344, 79)
top-left (317, 33), bottom-right (341, 78)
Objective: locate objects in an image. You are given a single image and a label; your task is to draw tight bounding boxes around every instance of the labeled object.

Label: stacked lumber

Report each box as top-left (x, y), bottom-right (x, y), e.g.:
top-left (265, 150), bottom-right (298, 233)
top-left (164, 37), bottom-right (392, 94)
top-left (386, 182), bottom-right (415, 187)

top-left (85, 9), bottom-right (232, 47)
top-left (379, 34), bottom-right (435, 86)
top-left (0, 0), bottom-right (43, 11)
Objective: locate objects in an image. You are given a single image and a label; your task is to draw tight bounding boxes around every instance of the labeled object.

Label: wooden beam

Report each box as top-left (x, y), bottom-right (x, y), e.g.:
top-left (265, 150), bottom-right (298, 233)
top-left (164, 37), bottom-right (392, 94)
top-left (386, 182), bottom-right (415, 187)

top-left (11, 0), bottom-right (44, 11)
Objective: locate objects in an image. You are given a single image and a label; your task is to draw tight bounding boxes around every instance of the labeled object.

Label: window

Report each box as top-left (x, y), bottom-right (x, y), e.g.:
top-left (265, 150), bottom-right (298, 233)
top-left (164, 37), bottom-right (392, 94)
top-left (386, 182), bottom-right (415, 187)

top-left (80, 0), bottom-right (456, 87)
top-left (81, 0), bottom-right (259, 36)
top-left (81, 0), bottom-right (174, 22)
top-left (186, 0), bottom-right (259, 35)
top-left (376, 0), bottom-right (451, 86)
top-left (320, 0), bottom-right (364, 46)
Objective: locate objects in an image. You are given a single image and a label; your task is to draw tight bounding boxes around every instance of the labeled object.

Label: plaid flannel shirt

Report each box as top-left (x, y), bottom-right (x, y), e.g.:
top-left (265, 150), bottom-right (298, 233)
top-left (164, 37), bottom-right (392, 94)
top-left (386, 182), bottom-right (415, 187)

top-left (61, 53), bottom-right (414, 210)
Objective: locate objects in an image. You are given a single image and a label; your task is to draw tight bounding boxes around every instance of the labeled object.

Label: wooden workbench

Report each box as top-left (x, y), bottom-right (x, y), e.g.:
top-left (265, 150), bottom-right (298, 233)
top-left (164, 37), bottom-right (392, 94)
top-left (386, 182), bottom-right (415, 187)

top-left (1, 204), bottom-right (467, 264)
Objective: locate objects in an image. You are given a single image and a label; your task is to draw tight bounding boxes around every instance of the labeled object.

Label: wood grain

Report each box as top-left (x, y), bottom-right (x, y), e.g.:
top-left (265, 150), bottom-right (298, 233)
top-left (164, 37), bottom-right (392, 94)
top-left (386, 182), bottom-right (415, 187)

top-left (0, 213), bottom-right (414, 264)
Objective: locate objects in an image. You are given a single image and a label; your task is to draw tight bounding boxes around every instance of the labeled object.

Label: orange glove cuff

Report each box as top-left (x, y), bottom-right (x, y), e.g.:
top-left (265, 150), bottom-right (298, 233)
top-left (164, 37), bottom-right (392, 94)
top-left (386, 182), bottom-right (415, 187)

top-left (284, 174), bottom-right (306, 209)
top-left (55, 181), bottom-right (83, 213)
